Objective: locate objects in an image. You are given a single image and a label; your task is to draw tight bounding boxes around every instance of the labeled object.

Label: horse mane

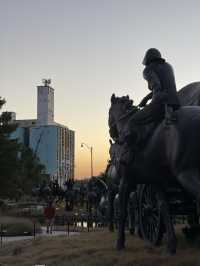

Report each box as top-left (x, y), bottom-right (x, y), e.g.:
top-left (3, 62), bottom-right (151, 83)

top-left (110, 94), bottom-right (139, 116)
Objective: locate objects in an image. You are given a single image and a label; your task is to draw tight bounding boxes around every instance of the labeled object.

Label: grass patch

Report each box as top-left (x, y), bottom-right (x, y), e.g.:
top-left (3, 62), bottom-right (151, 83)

top-left (0, 227), bottom-right (200, 265)
top-left (0, 216), bottom-right (41, 236)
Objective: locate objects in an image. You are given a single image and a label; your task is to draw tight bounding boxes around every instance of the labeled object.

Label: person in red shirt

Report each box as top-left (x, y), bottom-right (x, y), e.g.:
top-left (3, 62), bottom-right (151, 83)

top-left (44, 201), bottom-right (56, 234)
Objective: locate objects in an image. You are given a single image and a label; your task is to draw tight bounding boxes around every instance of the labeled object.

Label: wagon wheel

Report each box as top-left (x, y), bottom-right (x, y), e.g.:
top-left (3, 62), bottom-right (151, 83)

top-left (128, 191), bottom-right (142, 237)
top-left (138, 184), bottom-right (164, 246)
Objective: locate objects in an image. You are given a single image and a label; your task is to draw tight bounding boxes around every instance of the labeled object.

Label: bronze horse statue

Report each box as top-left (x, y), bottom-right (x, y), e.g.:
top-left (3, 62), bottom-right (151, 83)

top-left (108, 82), bottom-right (200, 254)
top-left (106, 141), bottom-right (137, 234)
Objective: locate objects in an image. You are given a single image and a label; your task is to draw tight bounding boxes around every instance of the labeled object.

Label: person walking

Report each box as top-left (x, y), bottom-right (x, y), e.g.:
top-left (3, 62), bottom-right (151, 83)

top-left (44, 200), bottom-right (56, 234)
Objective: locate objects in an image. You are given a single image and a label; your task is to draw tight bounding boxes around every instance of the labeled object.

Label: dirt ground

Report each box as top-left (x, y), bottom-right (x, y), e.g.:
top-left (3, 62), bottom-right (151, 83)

top-left (0, 227), bottom-right (200, 266)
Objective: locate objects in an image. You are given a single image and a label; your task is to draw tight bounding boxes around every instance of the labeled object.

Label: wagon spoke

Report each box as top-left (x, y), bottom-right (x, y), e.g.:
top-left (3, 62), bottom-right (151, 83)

top-left (139, 185), bottom-right (163, 246)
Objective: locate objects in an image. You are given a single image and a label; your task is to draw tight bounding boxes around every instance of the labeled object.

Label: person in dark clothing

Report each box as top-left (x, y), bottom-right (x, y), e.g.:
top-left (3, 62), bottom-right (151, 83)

top-left (44, 200), bottom-right (56, 234)
top-left (132, 48), bottom-right (180, 125)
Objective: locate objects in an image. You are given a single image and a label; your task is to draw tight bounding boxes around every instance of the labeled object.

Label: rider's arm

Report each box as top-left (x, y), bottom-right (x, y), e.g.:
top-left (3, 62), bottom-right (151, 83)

top-left (143, 67), bottom-right (161, 91)
top-left (139, 92), bottom-right (153, 107)
top-left (143, 67), bottom-right (167, 103)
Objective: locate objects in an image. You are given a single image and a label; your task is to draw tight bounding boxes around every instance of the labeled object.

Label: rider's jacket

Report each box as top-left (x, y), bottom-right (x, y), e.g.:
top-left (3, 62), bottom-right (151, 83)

top-left (143, 58), bottom-right (180, 108)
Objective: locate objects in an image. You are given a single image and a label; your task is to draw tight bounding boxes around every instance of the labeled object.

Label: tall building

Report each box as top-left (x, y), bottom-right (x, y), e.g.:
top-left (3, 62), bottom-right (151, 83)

top-left (10, 80), bottom-right (75, 186)
top-left (37, 79), bottom-right (54, 125)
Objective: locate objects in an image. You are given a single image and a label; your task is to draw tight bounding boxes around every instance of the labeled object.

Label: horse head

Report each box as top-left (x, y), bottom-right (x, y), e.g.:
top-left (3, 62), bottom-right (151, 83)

top-left (109, 94), bottom-right (133, 121)
top-left (109, 94), bottom-right (137, 135)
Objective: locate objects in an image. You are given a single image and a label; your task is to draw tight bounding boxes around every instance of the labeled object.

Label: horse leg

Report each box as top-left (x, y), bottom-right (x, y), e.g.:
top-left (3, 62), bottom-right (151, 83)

top-left (108, 190), bottom-right (115, 232)
top-left (46, 220), bottom-right (50, 233)
top-left (177, 168), bottom-right (200, 201)
top-left (177, 168), bottom-right (200, 234)
top-left (158, 188), bottom-right (177, 255)
top-left (116, 178), bottom-right (130, 250)
top-left (87, 202), bottom-right (92, 228)
top-left (128, 201), bottom-right (135, 235)
top-left (50, 219), bottom-right (53, 234)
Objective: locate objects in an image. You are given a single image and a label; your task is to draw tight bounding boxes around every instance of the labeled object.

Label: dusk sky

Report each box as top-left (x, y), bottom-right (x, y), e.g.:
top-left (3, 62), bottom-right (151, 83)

top-left (1, 0), bottom-right (200, 178)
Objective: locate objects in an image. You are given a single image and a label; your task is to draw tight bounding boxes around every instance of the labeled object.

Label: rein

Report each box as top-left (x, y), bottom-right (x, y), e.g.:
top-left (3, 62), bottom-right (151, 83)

top-left (110, 108), bottom-right (138, 128)
top-left (118, 108), bottom-right (138, 121)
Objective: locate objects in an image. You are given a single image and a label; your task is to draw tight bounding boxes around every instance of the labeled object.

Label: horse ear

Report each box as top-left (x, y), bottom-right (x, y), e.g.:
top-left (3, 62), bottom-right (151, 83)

top-left (126, 95), bottom-right (129, 99)
top-left (111, 93), bottom-right (116, 103)
top-left (130, 100), bottom-right (133, 105)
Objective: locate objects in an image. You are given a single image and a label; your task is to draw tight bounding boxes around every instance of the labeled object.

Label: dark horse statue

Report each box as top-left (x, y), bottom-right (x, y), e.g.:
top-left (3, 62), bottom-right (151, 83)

top-left (108, 82), bottom-right (200, 254)
top-left (106, 141), bottom-right (137, 234)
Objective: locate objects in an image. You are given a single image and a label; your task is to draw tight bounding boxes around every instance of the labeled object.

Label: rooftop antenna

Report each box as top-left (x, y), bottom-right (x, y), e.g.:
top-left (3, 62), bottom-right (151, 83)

top-left (42, 79), bottom-right (51, 87)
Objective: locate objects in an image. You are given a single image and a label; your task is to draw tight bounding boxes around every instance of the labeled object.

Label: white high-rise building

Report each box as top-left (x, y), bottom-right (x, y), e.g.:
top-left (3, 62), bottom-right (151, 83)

top-left (37, 79), bottom-right (54, 125)
top-left (10, 79), bottom-right (75, 184)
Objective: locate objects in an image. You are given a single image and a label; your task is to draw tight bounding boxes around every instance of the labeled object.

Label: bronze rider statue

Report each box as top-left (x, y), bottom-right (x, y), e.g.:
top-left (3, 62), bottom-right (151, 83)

top-left (109, 48), bottom-right (180, 166)
top-left (121, 48), bottom-right (180, 147)
top-left (135, 48), bottom-right (180, 125)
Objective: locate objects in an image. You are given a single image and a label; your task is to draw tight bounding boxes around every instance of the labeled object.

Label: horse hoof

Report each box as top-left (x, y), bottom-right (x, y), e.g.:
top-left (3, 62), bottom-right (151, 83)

top-left (115, 240), bottom-right (125, 250)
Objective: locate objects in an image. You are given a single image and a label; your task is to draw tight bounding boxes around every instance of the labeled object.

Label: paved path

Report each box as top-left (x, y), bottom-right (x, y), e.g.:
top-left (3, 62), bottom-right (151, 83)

top-left (2, 227), bottom-right (79, 242)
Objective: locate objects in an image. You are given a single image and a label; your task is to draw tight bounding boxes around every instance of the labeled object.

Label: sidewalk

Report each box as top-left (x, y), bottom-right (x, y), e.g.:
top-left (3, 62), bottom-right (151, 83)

top-left (2, 227), bottom-right (79, 242)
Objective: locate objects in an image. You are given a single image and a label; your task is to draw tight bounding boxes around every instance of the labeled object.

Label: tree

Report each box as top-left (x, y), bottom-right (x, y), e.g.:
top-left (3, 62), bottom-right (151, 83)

top-left (0, 97), bottom-right (20, 198)
top-left (0, 97), bottom-right (47, 199)
top-left (18, 146), bottom-right (46, 196)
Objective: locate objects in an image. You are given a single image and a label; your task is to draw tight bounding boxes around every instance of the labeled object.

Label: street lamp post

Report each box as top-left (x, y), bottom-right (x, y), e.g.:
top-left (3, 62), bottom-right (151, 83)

top-left (81, 142), bottom-right (93, 178)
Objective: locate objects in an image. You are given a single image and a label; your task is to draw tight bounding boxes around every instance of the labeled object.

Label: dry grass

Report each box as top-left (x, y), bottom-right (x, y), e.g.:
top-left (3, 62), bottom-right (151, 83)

top-left (0, 227), bottom-right (200, 266)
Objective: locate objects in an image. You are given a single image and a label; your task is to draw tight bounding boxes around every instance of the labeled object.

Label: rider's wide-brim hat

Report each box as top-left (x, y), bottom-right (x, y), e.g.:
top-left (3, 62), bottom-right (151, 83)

top-left (142, 48), bottom-right (162, 65)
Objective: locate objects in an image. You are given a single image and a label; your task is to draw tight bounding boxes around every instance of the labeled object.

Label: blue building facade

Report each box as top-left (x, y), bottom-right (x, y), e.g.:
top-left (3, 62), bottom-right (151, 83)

top-left (11, 122), bottom-right (75, 186)
top-left (29, 125), bottom-right (58, 177)
top-left (11, 127), bottom-right (26, 145)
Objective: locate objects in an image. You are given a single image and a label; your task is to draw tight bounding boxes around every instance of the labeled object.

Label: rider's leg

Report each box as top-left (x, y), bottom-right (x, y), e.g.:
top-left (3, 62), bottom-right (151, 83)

top-left (165, 104), bottom-right (179, 125)
top-left (46, 219), bottom-right (50, 233)
top-left (128, 192), bottom-right (137, 235)
top-left (165, 105), bottom-right (178, 126)
top-left (165, 105), bottom-right (172, 125)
